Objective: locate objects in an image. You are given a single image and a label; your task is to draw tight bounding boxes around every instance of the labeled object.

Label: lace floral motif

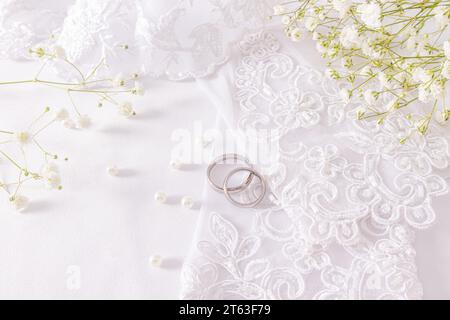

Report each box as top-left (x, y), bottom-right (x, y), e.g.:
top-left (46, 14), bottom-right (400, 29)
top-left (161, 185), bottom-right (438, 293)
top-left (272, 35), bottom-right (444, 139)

top-left (0, 0), bottom-right (72, 60)
top-left (0, 0), bottom-right (278, 80)
top-left (181, 31), bottom-right (449, 300)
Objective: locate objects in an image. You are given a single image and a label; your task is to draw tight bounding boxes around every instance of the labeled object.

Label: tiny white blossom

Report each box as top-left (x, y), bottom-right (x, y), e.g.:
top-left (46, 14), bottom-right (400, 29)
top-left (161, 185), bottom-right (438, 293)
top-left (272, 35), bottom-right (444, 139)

top-left (418, 86), bottom-right (430, 103)
top-left (442, 60), bottom-right (450, 79)
top-left (304, 17), bottom-right (318, 31)
top-left (434, 7), bottom-right (449, 29)
top-left (15, 131), bottom-right (30, 144)
top-left (340, 88), bottom-right (351, 104)
top-left (112, 73), bottom-right (126, 87)
top-left (281, 15), bottom-right (291, 25)
top-left (131, 81), bottom-right (145, 96)
top-left (290, 28), bottom-right (302, 42)
top-left (118, 102), bottom-right (135, 118)
top-left (44, 171), bottom-right (61, 189)
top-left (332, 0), bottom-right (351, 18)
top-left (430, 82), bottom-right (443, 98)
top-left (412, 67), bottom-right (431, 84)
top-left (360, 65), bottom-right (372, 76)
top-left (107, 165), bottom-right (120, 176)
top-left (11, 195), bottom-right (29, 212)
top-left (444, 41), bottom-right (450, 60)
top-left (339, 25), bottom-right (359, 49)
top-left (358, 3), bottom-right (381, 29)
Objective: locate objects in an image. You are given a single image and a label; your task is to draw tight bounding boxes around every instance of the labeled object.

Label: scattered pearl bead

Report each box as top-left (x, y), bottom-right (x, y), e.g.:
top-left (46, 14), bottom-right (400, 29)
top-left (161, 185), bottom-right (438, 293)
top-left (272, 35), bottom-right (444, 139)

top-left (107, 166), bottom-right (119, 176)
top-left (181, 196), bottom-right (194, 209)
top-left (169, 159), bottom-right (182, 170)
top-left (53, 45), bottom-right (67, 59)
top-left (154, 191), bottom-right (167, 204)
top-left (62, 119), bottom-right (76, 129)
top-left (77, 115), bottom-right (91, 129)
top-left (149, 255), bottom-right (163, 267)
top-left (54, 108), bottom-right (69, 121)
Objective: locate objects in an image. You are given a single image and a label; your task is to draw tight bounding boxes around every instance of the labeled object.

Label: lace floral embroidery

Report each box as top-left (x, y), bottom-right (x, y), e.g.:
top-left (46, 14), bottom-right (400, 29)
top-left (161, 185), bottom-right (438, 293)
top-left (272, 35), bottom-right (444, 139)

top-left (181, 31), bottom-right (449, 300)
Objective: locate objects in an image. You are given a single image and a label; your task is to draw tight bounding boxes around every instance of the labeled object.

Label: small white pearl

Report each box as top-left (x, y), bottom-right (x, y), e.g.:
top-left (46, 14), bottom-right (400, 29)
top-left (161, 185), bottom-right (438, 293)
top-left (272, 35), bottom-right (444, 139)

top-left (169, 159), bottom-right (182, 170)
top-left (181, 196), bottom-right (194, 209)
top-left (154, 191), bottom-right (167, 204)
top-left (62, 119), bottom-right (76, 129)
top-left (77, 115), bottom-right (91, 129)
top-left (149, 255), bottom-right (163, 267)
top-left (107, 166), bottom-right (119, 176)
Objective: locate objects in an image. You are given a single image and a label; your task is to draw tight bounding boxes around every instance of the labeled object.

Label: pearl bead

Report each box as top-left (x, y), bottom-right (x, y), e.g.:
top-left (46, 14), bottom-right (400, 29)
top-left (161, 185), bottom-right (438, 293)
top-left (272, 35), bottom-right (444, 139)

top-left (149, 255), bottom-right (163, 267)
top-left (107, 166), bottom-right (119, 176)
top-left (62, 119), bottom-right (76, 129)
top-left (181, 196), bottom-right (194, 209)
top-left (77, 115), bottom-right (91, 129)
top-left (154, 191), bottom-right (167, 204)
top-left (169, 159), bottom-right (182, 170)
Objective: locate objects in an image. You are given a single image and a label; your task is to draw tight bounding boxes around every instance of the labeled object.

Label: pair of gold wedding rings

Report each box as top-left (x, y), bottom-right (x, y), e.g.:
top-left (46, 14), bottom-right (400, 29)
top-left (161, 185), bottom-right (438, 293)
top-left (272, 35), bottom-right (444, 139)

top-left (206, 154), bottom-right (266, 208)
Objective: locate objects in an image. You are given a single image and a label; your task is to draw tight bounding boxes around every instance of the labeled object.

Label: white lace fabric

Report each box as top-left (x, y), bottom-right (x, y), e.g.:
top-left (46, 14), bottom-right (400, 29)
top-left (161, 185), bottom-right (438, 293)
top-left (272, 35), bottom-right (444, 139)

top-left (181, 29), bottom-right (450, 300)
top-left (0, 0), bottom-right (278, 80)
top-left (1, 0), bottom-right (449, 300)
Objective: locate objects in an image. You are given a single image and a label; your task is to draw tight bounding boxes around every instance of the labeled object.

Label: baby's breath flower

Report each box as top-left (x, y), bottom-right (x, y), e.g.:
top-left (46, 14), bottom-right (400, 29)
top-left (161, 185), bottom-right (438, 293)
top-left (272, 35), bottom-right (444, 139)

top-left (15, 131), bottom-right (30, 145)
top-left (131, 81), bottom-right (145, 96)
top-left (118, 102), bottom-right (136, 118)
top-left (442, 60), bottom-right (450, 79)
top-left (290, 28), bottom-right (302, 42)
top-left (112, 73), bottom-right (126, 87)
top-left (444, 41), bottom-right (450, 60)
top-left (332, 0), bottom-right (351, 18)
top-left (41, 163), bottom-right (61, 190)
top-left (434, 7), bottom-right (449, 30)
top-left (304, 17), bottom-right (318, 31)
top-left (358, 3), bottom-right (381, 29)
top-left (10, 195), bottom-right (29, 212)
top-left (339, 25), bottom-right (359, 49)
top-left (414, 69), bottom-right (431, 84)
top-left (339, 88), bottom-right (351, 104)
top-left (418, 86), bottom-right (430, 103)
top-left (281, 15), bottom-right (291, 25)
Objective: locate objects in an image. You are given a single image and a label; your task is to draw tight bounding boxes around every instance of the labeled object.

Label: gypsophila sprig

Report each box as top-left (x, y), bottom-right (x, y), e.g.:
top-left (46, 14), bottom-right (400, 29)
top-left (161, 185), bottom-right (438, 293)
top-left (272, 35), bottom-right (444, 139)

top-left (274, 0), bottom-right (450, 138)
top-left (0, 44), bottom-right (145, 212)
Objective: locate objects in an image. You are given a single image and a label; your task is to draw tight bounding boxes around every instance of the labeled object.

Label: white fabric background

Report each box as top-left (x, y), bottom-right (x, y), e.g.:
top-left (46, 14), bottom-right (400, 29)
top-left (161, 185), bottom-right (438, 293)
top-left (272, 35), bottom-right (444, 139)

top-left (0, 0), bottom-right (449, 300)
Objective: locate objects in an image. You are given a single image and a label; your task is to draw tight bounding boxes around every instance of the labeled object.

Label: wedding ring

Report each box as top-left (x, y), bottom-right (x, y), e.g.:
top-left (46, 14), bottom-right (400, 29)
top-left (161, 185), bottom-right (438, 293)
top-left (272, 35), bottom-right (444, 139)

top-left (207, 153), bottom-right (254, 193)
top-left (223, 167), bottom-right (266, 208)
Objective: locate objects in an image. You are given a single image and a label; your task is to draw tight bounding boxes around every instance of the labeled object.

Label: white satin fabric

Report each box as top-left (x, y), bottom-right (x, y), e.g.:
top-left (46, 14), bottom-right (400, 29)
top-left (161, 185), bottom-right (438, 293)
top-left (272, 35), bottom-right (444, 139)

top-left (1, 0), bottom-right (449, 299)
